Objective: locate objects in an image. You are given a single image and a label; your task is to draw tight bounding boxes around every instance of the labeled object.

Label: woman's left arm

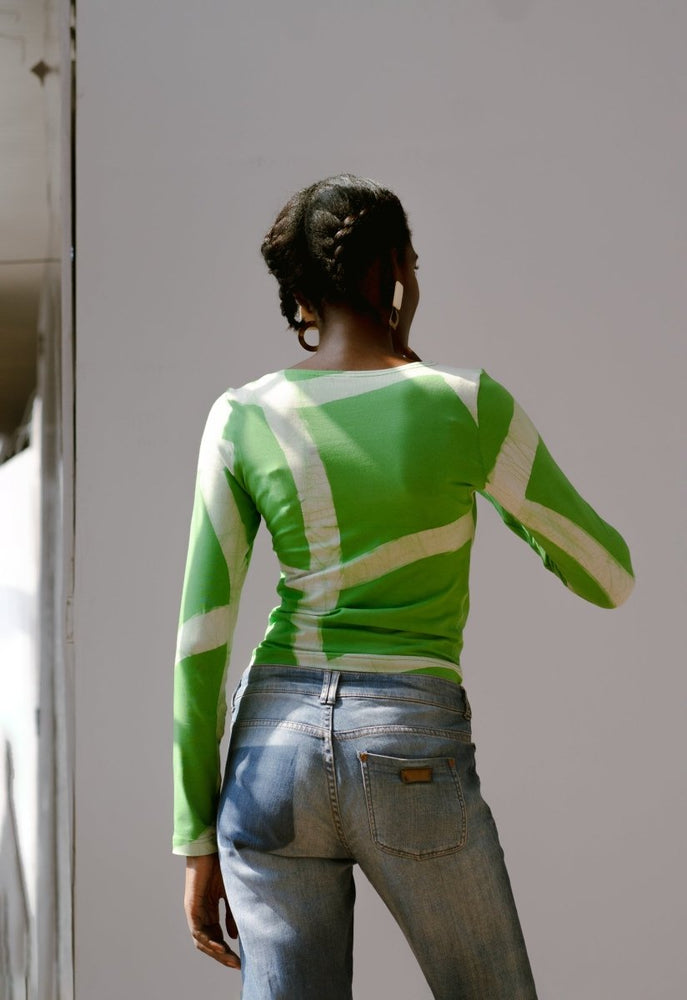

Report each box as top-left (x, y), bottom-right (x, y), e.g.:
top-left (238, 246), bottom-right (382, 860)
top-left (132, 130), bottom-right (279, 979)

top-left (476, 370), bottom-right (635, 609)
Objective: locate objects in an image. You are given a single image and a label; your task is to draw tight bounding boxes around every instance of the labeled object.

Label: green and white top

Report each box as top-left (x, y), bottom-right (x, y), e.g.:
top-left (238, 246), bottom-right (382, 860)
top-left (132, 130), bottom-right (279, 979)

top-left (173, 362), bottom-right (634, 855)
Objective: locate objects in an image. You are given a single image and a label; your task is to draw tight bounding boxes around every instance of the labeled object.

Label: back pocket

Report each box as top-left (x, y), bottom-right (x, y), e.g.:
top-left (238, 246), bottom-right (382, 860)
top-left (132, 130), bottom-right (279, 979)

top-left (359, 751), bottom-right (467, 859)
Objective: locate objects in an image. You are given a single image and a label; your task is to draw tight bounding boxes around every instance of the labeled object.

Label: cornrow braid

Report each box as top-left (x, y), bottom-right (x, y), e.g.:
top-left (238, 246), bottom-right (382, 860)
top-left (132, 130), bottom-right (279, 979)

top-left (261, 175), bottom-right (411, 331)
top-left (330, 206), bottom-right (370, 291)
top-left (260, 183), bottom-right (315, 329)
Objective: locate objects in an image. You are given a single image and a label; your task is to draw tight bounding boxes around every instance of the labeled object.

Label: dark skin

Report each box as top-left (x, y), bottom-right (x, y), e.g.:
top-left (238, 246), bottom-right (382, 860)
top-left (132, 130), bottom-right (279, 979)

top-left (184, 854), bottom-right (240, 968)
top-left (183, 241), bottom-right (421, 971)
top-left (291, 243), bottom-right (421, 370)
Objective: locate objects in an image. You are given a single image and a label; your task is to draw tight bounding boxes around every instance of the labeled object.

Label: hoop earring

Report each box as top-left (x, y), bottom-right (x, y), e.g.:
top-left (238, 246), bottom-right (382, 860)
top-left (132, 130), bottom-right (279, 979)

top-left (389, 280), bottom-right (404, 330)
top-left (298, 326), bottom-right (319, 352)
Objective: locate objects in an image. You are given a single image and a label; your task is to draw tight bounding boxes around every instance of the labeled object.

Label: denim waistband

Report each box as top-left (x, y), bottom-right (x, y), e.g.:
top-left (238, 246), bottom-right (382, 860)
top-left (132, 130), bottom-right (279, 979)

top-left (237, 663), bottom-right (471, 717)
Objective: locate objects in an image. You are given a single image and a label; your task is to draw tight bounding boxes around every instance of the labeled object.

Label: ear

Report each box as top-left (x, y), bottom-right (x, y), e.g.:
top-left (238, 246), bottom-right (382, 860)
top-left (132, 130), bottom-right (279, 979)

top-left (294, 294), bottom-right (317, 324)
top-left (390, 246), bottom-right (404, 281)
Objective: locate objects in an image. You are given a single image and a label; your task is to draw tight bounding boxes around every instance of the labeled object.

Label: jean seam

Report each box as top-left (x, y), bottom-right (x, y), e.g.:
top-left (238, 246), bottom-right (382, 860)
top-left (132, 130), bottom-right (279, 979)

top-left (322, 701), bottom-right (354, 855)
top-left (233, 719), bottom-right (325, 738)
top-left (336, 725), bottom-right (472, 742)
top-left (239, 685), bottom-right (470, 719)
top-left (338, 691), bottom-right (470, 716)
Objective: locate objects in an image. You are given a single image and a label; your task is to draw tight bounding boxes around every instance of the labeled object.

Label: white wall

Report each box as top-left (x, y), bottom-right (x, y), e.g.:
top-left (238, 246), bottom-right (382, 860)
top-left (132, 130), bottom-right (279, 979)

top-left (75, 2), bottom-right (686, 997)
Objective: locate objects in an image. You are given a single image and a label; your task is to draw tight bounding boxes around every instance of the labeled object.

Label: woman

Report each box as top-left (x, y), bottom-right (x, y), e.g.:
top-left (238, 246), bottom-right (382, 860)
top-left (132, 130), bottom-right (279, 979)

top-left (173, 174), bottom-right (634, 999)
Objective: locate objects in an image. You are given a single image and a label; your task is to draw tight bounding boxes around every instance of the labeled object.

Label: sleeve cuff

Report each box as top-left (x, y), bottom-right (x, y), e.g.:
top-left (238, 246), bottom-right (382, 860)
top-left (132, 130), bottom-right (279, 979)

top-left (172, 829), bottom-right (218, 856)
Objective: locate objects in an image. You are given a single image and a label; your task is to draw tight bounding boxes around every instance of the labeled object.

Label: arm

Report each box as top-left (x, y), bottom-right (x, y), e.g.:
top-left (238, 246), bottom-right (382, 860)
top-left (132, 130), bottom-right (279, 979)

top-left (173, 394), bottom-right (261, 857)
top-left (476, 371), bottom-right (634, 608)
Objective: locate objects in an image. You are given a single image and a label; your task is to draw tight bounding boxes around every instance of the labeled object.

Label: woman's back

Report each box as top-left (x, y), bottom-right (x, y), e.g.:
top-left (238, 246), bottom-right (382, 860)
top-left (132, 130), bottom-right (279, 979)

top-left (229, 361), bottom-right (480, 675)
top-left (178, 361), bottom-right (633, 718)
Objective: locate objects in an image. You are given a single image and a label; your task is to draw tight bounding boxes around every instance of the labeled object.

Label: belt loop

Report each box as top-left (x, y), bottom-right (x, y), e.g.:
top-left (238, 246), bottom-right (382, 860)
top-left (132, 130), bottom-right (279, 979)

top-left (329, 670), bottom-right (341, 704)
top-left (320, 669), bottom-right (341, 705)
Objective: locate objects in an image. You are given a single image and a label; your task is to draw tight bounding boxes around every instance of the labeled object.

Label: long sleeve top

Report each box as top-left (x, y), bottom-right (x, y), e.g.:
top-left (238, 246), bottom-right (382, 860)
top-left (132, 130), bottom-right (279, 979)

top-left (172, 362), bottom-right (634, 855)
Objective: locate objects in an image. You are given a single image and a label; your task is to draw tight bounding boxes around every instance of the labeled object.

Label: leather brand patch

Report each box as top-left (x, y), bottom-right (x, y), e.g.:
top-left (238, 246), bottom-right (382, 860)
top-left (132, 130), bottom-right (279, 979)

top-left (400, 767), bottom-right (434, 784)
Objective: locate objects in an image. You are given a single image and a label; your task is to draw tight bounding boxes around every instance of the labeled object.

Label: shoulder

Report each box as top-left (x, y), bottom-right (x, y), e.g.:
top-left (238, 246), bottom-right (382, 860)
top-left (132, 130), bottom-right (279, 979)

top-left (424, 364), bottom-right (509, 395)
top-left (422, 362), bottom-right (482, 383)
top-left (220, 368), bottom-right (291, 408)
top-left (202, 370), bottom-right (280, 417)
top-left (419, 363), bottom-right (484, 423)
top-left (422, 364), bottom-right (522, 430)
top-left (200, 369), bottom-right (291, 447)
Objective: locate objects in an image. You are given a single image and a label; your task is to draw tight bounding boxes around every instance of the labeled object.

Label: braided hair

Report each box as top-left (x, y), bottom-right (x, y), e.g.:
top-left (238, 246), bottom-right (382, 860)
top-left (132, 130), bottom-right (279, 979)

top-left (261, 174), bottom-right (412, 331)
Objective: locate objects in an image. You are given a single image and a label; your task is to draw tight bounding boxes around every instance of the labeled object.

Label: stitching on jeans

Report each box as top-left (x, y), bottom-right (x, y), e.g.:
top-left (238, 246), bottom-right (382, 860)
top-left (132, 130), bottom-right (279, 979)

top-left (233, 719), bottom-right (325, 738)
top-left (322, 703), bottom-right (354, 854)
top-left (240, 685), bottom-right (319, 696)
top-left (336, 725), bottom-right (472, 742)
top-left (240, 686), bottom-right (470, 718)
top-left (360, 755), bottom-right (468, 859)
top-left (338, 691), bottom-right (468, 714)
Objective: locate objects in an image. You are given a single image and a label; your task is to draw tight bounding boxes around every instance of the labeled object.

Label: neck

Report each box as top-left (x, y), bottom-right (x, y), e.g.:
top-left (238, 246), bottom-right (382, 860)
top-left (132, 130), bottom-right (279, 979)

top-left (304, 304), bottom-right (413, 370)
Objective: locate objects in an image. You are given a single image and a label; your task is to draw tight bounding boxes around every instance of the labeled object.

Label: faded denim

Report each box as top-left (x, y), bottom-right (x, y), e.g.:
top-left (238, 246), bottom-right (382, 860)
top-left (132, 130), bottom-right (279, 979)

top-left (217, 665), bottom-right (538, 1000)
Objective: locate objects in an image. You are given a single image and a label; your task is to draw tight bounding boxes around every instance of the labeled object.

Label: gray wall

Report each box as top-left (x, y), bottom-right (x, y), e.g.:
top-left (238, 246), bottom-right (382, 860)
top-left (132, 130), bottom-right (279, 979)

top-left (75, 2), bottom-right (685, 997)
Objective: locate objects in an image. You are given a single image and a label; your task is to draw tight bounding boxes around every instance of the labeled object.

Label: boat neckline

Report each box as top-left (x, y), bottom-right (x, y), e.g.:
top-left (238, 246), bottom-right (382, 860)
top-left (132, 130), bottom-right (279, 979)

top-left (281, 360), bottom-right (434, 376)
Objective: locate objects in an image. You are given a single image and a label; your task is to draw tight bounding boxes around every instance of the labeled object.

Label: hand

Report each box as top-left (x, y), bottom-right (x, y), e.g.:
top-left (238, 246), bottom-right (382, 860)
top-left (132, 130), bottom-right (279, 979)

top-left (184, 853), bottom-right (241, 969)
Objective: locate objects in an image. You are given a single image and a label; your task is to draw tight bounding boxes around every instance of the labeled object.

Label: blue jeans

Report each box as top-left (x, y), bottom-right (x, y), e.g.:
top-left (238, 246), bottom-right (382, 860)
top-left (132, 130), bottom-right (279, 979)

top-left (217, 665), bottom-right (538, 999)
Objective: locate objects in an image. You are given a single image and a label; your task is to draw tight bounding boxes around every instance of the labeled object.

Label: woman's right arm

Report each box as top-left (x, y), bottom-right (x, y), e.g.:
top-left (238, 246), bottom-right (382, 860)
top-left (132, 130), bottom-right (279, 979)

top-left (184, 854), bottom-right (240, 969)
top-left (476, 370), bottom-right (634, 608)
top-left (173, 393), bottom-right (261, 857)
